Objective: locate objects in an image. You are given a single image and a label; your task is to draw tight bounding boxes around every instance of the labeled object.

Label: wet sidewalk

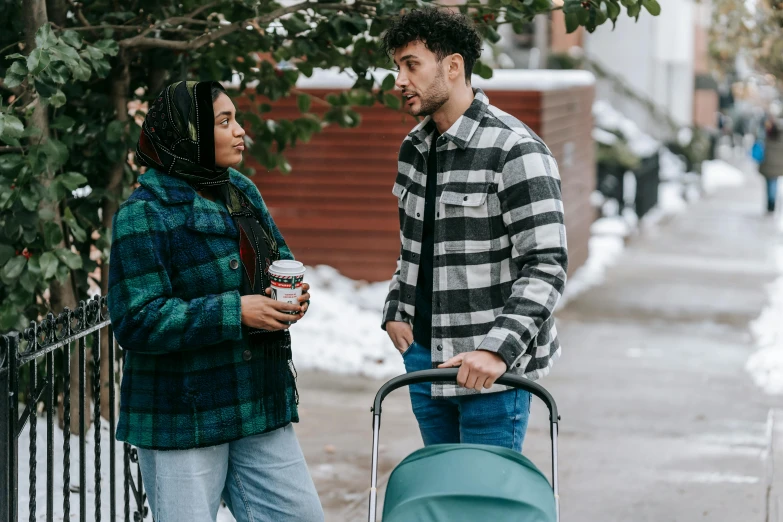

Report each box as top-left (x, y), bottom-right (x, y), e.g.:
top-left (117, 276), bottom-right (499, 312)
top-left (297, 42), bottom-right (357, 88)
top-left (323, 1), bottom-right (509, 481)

top-left (294, 168), bottom-right (779, 522)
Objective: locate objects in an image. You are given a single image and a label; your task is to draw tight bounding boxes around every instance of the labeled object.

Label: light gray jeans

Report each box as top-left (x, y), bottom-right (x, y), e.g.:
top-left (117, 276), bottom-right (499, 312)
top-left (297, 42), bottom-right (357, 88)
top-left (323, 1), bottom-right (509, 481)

top-left (136, 424), bottom-right (324, 522)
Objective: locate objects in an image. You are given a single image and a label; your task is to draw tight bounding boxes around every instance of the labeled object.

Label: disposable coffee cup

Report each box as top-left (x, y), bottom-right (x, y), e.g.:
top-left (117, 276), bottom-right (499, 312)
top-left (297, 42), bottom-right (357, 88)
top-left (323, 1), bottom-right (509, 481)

top-left (268, 260), bottom-right (306, 319)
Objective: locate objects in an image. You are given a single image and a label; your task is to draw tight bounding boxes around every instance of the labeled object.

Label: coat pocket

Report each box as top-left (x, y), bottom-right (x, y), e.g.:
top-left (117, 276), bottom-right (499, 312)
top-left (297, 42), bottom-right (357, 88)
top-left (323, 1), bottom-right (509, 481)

top-left (440, 183), bottom-right (492, 252)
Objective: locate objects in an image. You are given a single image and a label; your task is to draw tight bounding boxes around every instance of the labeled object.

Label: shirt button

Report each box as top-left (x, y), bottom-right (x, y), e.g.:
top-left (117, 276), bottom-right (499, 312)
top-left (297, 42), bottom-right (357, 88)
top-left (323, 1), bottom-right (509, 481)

top-left (516, 363), bottom-right (521, 368)
top-left (242, 350), bottom-right (252, 362)
top-left (463, 195), bottom-right (468, 201)
top-left (437, 345), bottom-right (443, 351)
top-left (229, 259), bottom-right (239, 270)
top-left (407, 294), bottom-right (412, 299)
top-left (417, 213), bottom-right (421, 217)
top-left (436, 212), bottom-right (440, 218)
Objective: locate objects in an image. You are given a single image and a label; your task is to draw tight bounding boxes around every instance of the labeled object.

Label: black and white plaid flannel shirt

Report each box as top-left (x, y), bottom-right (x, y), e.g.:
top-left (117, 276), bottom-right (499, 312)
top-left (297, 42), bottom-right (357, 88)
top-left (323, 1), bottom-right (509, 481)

top-left (382, 89), bottom-right (568, 397)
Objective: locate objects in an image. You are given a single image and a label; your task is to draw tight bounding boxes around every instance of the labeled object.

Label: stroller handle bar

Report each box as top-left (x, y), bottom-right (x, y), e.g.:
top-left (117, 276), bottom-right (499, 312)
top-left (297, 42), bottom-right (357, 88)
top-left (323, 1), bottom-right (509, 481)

top-left (371, 368), bottom-right (560, 424)
top-left (368, 368), bottom-right (561, 522)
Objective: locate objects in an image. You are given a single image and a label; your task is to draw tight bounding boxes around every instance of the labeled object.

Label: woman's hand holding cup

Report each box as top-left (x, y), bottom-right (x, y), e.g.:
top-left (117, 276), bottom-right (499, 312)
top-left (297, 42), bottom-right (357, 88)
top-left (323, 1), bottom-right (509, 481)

top-left (240, 294), bottom-right (301, 331)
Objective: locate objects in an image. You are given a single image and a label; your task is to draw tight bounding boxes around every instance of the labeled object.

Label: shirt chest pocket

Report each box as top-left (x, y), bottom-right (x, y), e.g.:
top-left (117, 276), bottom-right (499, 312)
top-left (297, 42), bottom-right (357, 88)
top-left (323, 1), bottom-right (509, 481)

top-left (440, 183), bottom-right (493, 251)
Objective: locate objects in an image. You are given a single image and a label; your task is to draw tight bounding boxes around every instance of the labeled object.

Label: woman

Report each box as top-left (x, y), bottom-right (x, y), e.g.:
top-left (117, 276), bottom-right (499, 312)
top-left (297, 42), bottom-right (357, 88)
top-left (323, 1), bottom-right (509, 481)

top-left (108, 81), bottom-right (324, 522)
top-left (760, 117), bottom-right (782, 213)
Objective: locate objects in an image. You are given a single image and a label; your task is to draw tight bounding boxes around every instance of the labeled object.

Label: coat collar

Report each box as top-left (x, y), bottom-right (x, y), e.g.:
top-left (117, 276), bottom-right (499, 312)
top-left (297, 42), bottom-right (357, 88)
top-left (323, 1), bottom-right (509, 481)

top-left (408, 88), bottom-right (490, 153)
top-left (139, 167), bottom-right (265, 237)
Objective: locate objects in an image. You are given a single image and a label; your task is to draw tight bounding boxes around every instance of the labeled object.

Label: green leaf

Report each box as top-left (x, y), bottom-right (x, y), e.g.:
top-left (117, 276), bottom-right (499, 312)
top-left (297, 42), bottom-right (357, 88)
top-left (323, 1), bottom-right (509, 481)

top-left (20, 190), bottom-right (38, 211)
top-left (71, 60), bottom-right (92, 82)
top-left (57, 171), bottom-right (88, 191)
top-left (50, 115), bottom-right (75, 131)
top-left (0, 154), bottom-right (23, 173)
top-left (34, 79), bottom-right (57, 98)
top-left (383, 92), bottom-right (401, 110)
top-left (0, 114), bottom-right (24, 139)
top-left (485, 26), bottom-right (501, 44)
top-left (106, 120), bottom-right (124, 142)
top-left (565, 11), bottom-right (580, 33)
top-left (3, 255), bottom-right (26, 280)
top-left (381, 73), bottom-right (396, 91)
top-left (60, 30), bottom-right (84, 49)
top-left (473, 61), bottom-right (493, 80)
top-left (3, 60), bottom-right (27, 88)
top-left (47, 62), bottom-right (70, 84)
top-left (63, 208), bottom-right (86, 243)
top-left (0, 245), bottom-right (14, 266)
top-left (43, 222), bottom-right (63, 248)
top-left (297, 94), bottom-right (311, 114)
top-left (35, 24), bottom-right (57, 49)
top-left (642, 0), bottom-right (661, 15)
top-left (277, 156), bottom-right (292, 174)
top-left (19, 270), bottom-right (36, 293)
top-left (48, 89), bottom-right (66, 108)
top-left (296, 60), bottom-right (314, 77)
top-left (55, 248), bottom-right (82, 271)
top-left (39, 252), bottom-right (58, 279)
top-left (27, 48), bottom-right (51, 75)
top-left (27, 255), bottom-right (40, 275)
top-left (93, 39), bottom-right (119, 56)
top-left (38, 207), bottom-right (55, 222)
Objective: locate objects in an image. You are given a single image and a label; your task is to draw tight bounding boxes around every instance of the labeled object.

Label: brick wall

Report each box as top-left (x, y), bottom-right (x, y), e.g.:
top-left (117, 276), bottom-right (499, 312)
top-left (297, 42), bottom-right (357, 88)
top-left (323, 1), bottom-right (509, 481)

top-left (240, 75), bottom-right (595, 282)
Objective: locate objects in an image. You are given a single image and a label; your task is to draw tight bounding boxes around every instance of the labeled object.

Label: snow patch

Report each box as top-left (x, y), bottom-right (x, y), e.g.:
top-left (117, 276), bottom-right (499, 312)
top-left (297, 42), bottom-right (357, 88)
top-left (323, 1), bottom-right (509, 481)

top-left (747, 247), bottom-right (783, 395)
top-left (701, 160), bottom-right (746, 194)
top-left (289, 265), bottom-right (403, 379)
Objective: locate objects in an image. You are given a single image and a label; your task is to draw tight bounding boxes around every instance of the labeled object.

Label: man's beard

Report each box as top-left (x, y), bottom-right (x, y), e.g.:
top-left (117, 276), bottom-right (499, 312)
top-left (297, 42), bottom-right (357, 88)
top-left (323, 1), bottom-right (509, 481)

top-left (412, 68), bottom-right (449, 117)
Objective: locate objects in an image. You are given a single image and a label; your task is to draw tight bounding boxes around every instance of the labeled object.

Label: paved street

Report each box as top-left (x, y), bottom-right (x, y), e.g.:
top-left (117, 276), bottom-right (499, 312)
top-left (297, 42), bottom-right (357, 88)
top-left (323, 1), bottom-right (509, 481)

top-left (295, 169), bottom-right (780, 521)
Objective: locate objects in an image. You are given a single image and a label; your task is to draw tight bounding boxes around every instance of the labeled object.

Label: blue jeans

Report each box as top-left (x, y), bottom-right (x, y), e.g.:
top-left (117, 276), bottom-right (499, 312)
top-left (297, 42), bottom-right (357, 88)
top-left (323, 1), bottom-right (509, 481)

top-left (767, 177), bottom-right (778, 212)
top-left (402, 341), bottom-right (532, 452)
top-left (137, 424), bottom-right (323, 522)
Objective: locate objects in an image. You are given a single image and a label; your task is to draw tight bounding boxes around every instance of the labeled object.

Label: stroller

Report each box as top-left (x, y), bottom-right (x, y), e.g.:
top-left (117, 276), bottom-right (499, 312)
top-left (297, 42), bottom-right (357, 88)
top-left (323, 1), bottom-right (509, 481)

top-left (368, 369), bottom-right (560, 522)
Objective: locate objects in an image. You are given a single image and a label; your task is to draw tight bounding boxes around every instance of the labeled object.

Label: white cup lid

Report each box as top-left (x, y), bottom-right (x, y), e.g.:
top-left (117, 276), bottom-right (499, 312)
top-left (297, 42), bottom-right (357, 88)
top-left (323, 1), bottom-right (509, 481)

top-left (269, 260), bottom-right (306, 276)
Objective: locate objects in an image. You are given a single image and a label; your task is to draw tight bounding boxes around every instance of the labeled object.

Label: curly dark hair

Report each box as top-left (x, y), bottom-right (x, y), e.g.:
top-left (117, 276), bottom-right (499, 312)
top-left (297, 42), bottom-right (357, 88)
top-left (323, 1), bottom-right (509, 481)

top-left (381, 7), bottom-right (483, 84)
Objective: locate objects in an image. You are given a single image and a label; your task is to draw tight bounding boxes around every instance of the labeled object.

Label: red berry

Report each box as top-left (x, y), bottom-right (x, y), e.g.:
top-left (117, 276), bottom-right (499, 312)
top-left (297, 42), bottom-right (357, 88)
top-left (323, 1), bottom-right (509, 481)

top-left (10, 184), bottom-right (15, 190)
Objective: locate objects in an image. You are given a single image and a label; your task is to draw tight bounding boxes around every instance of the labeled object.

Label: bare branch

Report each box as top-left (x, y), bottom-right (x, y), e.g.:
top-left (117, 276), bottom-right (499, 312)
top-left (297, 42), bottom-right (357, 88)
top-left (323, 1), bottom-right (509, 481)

top-left (0, 146), bottom-right (25, 153)
top-left (61, 24), bottom-right (145, 32)
top-left (187, 1), bottom-right (221, 19)
top-left (119, 2), bottom-right (369, 51)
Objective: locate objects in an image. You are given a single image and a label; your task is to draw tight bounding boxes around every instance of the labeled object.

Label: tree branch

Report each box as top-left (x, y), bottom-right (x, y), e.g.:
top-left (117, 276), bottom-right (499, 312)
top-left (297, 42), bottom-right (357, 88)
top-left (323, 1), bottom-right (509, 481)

top-left (60, 24), bottom-right (145, 32)
top-left (119, 2), bottom-right (369, 51)
top-left (0, 146), bottom-right (25, 153)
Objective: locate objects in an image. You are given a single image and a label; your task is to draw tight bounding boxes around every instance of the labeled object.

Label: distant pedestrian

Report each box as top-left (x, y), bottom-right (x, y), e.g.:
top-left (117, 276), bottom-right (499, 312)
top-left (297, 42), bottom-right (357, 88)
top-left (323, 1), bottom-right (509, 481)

top-left (760, 117), bottom-right (782, 213)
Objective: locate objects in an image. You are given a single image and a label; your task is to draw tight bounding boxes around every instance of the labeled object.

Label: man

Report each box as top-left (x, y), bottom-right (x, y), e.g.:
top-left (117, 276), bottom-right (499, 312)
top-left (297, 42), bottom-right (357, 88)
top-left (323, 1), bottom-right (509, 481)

top-left (380, 7), bottom-right (568, 452)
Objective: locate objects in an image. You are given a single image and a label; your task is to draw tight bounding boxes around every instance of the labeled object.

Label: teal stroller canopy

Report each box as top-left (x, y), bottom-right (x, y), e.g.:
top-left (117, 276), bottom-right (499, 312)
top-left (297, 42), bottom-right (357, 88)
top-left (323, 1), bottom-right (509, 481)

top-left (382, 444), bottom-right (557, 522)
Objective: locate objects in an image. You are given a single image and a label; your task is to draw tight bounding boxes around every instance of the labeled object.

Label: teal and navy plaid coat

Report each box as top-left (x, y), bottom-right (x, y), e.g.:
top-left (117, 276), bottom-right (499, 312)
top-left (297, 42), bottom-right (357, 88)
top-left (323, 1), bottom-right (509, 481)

top-left (108, 167), bottom-right (297, 450)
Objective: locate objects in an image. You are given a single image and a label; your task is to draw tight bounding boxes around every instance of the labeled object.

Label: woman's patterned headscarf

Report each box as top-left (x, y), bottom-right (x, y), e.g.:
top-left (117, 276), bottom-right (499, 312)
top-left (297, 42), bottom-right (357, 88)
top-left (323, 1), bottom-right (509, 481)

top-left (135, 81), bottom-right (230, 189)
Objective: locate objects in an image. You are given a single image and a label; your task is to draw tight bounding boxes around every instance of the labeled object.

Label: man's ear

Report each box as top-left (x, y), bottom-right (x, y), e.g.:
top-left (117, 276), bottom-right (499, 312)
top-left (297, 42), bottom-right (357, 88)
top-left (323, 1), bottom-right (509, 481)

top-left (447, 53), bottom-right (465, 82)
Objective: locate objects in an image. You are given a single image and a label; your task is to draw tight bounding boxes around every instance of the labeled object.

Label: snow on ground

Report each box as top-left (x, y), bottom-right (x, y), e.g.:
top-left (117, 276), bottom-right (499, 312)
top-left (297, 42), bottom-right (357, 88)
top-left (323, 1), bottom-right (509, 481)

top-left (592, 100), bottom-right (661, 157)
top-left (701, 159), bottom-right (747, 194)
top-left (17, 416), bottom-right (138, 522)
top-left (746, 245), bottom-right (783, 396)
top-left (557, 219), bottom-right (627, 310)
top-left (289, 265), bottom-right (403, 380)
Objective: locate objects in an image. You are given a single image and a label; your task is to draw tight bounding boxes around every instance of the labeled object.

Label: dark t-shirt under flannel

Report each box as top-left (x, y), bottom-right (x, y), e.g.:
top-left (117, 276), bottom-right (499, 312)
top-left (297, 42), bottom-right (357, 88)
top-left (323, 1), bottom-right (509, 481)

top-left (413, 134), bottom-right (439, 349)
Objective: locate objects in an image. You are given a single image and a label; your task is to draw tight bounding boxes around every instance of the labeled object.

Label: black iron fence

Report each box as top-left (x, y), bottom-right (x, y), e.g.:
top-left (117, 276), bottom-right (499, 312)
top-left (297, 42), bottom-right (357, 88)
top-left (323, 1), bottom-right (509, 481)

top-left (1, 295), bottom-right (149, 522)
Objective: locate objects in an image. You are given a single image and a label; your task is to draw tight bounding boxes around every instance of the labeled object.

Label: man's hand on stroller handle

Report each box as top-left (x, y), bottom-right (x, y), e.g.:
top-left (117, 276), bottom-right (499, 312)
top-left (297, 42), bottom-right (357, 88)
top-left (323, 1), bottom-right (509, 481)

top-left (438, 351), bottom-right (508, 391)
